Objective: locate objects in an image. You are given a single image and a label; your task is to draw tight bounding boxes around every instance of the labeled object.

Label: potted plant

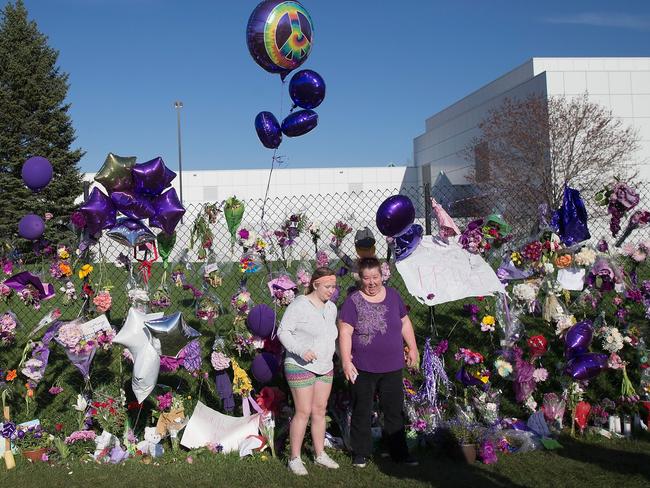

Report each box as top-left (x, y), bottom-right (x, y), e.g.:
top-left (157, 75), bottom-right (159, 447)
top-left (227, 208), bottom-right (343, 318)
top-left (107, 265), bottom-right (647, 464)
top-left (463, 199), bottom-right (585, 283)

top-left (12, 424), bottom-right (52, 462)
top-left (445, 419), bottom-right (482, 464)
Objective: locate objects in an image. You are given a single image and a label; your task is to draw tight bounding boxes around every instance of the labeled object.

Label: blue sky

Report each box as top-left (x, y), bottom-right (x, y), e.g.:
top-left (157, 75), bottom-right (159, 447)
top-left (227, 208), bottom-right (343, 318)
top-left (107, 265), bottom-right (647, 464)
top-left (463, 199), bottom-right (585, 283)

top-left (4, 0), bottom-right (650, 172)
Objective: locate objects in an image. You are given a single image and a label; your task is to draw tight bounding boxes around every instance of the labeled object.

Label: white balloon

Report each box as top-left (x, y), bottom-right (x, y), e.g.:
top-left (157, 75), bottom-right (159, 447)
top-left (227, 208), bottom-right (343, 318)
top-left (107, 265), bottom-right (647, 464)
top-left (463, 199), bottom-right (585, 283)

top-left (113, 308), bottom-right (163, 356)
top-left (132, 330), bottom-right (160, 403)
top-left (114, 307), bottom-right (162, 403)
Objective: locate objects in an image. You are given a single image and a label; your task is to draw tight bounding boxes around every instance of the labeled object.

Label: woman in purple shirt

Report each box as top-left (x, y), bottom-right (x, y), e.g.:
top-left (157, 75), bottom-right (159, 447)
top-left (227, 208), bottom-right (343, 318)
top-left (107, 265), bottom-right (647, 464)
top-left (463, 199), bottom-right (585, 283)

top-left (338, 257), bottom-right (419, 468)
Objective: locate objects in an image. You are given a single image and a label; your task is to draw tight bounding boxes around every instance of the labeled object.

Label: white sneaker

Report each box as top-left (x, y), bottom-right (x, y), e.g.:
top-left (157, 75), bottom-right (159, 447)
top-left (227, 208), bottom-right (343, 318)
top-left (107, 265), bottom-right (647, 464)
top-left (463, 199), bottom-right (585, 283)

top-left (288, 457), bottom-right (308, 476)
top-left (314, 451), bottom-right (340, 469)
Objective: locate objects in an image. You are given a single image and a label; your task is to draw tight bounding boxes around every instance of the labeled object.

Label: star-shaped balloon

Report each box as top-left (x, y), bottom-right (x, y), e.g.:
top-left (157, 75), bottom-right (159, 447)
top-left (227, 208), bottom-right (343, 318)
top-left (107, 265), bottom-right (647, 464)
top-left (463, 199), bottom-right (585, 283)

top-left (110, 191), bottom-right (155, 220)
top-left (145, 311), bottom-right (200, 358)
top-left (79, 187), bottom-right (117, 235)
top-left (94, 153), bottom-right (137, 193)
top-left (113, 308), bottom-right (163, 403)
top-left (106, 217), bottom-right (156, 247)
top-left (133, 157), bottom-right (171, 196)
top-left (150, 188), bottom-right (186, 235)
top-left (113, 308), bottom-right (163, 356)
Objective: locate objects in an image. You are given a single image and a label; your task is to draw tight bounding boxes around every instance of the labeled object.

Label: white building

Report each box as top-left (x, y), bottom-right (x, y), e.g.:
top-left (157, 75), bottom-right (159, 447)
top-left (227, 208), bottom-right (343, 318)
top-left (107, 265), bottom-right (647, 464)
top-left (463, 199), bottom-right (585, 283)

top-left (414, 57), bottom-right (650, 185)
top-left (84, 165), bottom-right (418, 204)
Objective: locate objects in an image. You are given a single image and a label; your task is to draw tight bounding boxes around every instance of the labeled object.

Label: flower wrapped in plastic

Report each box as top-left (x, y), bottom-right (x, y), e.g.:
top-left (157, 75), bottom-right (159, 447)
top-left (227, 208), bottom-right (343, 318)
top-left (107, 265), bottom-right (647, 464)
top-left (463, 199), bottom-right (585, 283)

top-left (195, 292), bottom-right (223, 323)
top-left (239, 252), bottom-right (262, 274)
top-left (0, 310), bottom-right (18, 347)
top-left (268, 274), bottom-right (298, 307)
top-left (230, 289), bottom-right (252, 316)
top-left (150, 287), bottom-right (172, 311)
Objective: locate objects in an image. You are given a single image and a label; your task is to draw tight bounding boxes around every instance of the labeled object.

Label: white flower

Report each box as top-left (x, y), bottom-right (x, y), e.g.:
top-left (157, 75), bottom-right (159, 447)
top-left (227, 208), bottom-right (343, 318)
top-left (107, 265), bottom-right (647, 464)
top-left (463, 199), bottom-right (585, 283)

top-left (513, 283), bottom-right (538, 302)
top-left (555, 314), bottom-right (576, 336)
top-left (128, 288), bottom-right (150, 302)
top-left (74, 394), bottom-right (88, 412)
top-left (600, 326), bottom-right (625, 353)
top-left (543, 262), bottom-right (555, 274)
top-left (494, 359), bottom-right (513, 378)
top-left (574, 247), bottom-right (596, 267)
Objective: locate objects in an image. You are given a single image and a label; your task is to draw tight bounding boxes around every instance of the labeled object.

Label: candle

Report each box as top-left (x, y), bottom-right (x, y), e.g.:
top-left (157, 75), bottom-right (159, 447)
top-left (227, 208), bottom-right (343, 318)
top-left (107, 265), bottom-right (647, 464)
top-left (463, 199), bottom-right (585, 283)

top-left (623, 416), bottom-right (632, 437)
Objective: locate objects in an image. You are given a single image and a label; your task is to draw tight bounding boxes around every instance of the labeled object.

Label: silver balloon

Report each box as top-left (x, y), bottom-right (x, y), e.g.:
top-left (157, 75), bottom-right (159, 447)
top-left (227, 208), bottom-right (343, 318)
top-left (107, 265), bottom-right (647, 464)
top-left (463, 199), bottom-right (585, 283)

top-left (144, 311), bottom-right (200, 358)
top-left (106, 217), bottom-right (156, 247)
top-left (132, 328), bottom-right (160, 403)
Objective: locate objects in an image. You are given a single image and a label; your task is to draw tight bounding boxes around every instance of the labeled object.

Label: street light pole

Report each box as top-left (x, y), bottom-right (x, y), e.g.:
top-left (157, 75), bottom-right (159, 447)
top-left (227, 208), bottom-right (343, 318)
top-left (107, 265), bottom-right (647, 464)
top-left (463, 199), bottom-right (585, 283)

top-left (174, 101), bottom-right (184, 209)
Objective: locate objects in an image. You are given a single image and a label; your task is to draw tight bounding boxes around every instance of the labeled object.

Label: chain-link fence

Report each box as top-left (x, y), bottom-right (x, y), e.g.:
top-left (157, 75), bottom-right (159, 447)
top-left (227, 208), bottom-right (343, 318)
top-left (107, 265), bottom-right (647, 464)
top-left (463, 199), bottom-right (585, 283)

top-left (7, 180), bottom-right (650, 336)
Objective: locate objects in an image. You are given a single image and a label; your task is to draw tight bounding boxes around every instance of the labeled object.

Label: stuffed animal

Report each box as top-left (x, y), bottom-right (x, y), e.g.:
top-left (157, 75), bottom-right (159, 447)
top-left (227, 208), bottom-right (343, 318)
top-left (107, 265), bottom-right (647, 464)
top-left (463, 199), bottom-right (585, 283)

top-left (136, 426), bottom-right (164, 458)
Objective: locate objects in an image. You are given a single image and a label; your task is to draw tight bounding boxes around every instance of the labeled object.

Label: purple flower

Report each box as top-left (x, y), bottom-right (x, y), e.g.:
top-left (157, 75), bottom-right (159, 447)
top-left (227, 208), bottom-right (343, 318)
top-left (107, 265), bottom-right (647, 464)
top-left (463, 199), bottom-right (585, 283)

top-left (479, 439), bottom-right (498, 464)
top-left (70, 211), bottom-right (86, 229)
top-left (630, 210), bottom-right (650, 227)
top-left (597, 239), bottom-right (609, 252)
top-left (611, 182), bottom-right (640, 211)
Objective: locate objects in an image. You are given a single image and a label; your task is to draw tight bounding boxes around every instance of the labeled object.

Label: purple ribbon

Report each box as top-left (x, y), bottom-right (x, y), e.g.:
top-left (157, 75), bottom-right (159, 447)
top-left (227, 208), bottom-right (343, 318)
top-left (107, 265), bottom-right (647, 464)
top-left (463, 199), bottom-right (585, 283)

top-left (3, 271), bottom-right (55, 300)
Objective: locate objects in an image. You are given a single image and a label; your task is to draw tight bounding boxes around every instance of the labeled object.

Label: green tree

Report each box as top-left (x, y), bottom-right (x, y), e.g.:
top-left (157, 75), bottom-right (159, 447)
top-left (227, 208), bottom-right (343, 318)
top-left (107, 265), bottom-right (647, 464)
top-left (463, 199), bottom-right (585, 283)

top-left (0, 0), bottom-right (84, 254)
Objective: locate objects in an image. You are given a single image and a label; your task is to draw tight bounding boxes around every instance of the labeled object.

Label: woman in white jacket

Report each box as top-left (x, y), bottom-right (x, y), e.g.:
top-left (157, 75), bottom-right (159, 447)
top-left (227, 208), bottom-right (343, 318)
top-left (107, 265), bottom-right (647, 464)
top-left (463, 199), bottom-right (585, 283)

top-left (277, 267), bottom-right (339, 475)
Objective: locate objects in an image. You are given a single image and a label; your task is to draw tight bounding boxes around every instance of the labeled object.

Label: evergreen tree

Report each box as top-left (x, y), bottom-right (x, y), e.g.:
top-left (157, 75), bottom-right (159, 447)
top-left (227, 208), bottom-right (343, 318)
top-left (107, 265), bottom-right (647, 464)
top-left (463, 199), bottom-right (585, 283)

top-left (0, 0), bottom-right (84, 254)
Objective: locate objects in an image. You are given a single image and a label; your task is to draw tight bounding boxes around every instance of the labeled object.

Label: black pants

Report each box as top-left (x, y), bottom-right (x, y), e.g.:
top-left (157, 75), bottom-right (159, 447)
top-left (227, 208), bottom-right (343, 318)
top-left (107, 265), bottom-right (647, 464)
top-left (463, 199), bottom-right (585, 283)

top-left (350, 368), bottom-right (409, 461)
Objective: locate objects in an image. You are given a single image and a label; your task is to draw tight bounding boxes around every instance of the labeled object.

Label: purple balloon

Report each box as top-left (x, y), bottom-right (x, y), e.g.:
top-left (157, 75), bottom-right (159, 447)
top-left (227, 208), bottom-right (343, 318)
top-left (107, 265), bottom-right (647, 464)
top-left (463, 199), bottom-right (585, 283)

top-left (376, 195), bottom-right (416, 237)
top-left (110, 191), bottom-right (155, 220)
top-left (564, 320), bottom-right (593, 359)
top-left (150, 188), bottom-right (186, 235)
top-left (251, 352), bottom-right (279, 384)
top-left (255, 111), bottom-right (282, 149)
top-left (106, 217), bottom-right (156, 247)
top-left (22, 156), bottom-right (53, 191)
top-left (18, 214), bottom-right (45, 240)
top-left (132, 157), bottom-right (169, 196)
top-left (565, 353), bottom-right (608, 381)
top-left (79, 187), bottom-right (117, 235)
top-left (163, 167), bottom-right (177, 188)
top-left (247, 304), bottom-right (276, 338)
top-left (246, 0), bottom-right (314, 79)
top-left (289, 69), bottom-right (326, 109)
top-left (394, 224), bottom-right (423, 261)
top-left (281, 109), bottom-right (318, 137)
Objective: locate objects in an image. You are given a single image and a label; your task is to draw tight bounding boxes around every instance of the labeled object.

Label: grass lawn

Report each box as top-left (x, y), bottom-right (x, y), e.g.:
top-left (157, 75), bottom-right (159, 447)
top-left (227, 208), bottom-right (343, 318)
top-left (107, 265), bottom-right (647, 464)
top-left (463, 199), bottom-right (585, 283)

top-left (3, 434), bottom-right (650, 487)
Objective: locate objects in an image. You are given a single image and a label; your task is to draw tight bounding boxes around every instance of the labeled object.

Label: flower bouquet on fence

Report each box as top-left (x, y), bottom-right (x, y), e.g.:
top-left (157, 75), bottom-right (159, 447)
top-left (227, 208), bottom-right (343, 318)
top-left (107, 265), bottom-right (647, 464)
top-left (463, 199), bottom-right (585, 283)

top-left (331, 220), bottom-right (353, 247)
top-left (0, 311), bottom-right (18, 347)
top-left (224, 197), bottom-right (245, 254)
top-left (268, 274), bottom-right (298, 307)
top-left (195, 292), bottom-right (223, 324)
top-left (152, 391), bottom-right (188, 451)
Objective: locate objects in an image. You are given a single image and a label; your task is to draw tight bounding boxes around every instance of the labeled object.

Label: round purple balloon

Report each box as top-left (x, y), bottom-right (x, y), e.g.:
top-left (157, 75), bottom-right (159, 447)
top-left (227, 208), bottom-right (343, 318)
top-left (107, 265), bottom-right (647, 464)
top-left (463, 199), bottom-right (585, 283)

top-left (394, 224), bottom-right (423, 261)
top-left (22, 156), bottom-right (53, 192)
top-left (281, 110), bottom-right (318, 137)
top-left (18, 214), bottom-right (45, 240)
top-left (251, 352), bottom-right (279, 384)
top-left (564, 320), bottom-right (593, 359)
top-left (255, 112), bottom-right (282, 149)
top-left (565, 353), bottom-right (608, 381)
top-left (150, 188), bottom-right (186, 235)
top-left (110, 191), bottom-right (155, 220)
top-left (289, 69), bottom-right (326, 109)
top-left (376, 195), bottom-right (416, 237)
top-left (247, 304), bottom-right (276, 338)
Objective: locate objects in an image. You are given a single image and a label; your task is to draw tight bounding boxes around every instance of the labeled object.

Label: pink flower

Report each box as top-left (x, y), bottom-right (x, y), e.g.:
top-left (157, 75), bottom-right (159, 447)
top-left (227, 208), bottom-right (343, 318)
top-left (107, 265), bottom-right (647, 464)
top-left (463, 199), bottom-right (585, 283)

top-left (156, 391), bottom-right (173, 411)
top-left (49, 386), bottom-right (64, 395)
top-left (238, 229), bottom-right (250, 240)
top-left (44, 212), bottom-right (53, 221)
top-left (93, 291), bottom-right (112, 313)
top-left (211, 351), bottom-right (231, 371)
top-left (532, 368), bottom-right (548, 382)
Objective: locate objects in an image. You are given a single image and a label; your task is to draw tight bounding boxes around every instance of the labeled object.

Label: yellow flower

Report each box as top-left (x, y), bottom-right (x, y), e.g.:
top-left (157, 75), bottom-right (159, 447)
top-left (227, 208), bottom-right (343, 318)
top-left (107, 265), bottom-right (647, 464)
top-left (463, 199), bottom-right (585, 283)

top-left (231, 359), bottom-right (252, 397)
top-left (57, 248), bottom-right (70, 259)
top-left (481, 315), bottom-right (495, 326)
top-left (78, 264), bottom-right (93, 279)
top-left (511, 252), bottom-right (523, 266)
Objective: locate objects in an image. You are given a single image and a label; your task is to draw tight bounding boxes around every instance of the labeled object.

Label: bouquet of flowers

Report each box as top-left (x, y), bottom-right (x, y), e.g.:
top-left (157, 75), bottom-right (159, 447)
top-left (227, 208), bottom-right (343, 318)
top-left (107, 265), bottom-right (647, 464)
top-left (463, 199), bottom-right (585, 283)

top-left (454, 347), bottom-right (490, 388)
top-left (268, 274), bottom-right (298, 308)
top-left (230, 290), bottom-right (252, 316)
top-left (595, 179), bottom-right (640, 237)
top-left (331, 220), bottom-right (353, 246)
top-left (295, 266), bottom-right (312, 291)
top-left (0, 311), bottom-right (18, 346)
top-left (190, 204), bottom-right (217, 260)
top-left (459, 220), bottom-right (491, 255)
top-left (151, 287), bottom-right (172, 311)
top-left (224, 196), bottom-right (245, 249)
top-left (90, 389), bottom-right (127, 434)
top-left (196, 293), bottom-right (223, 323)
top-left (203, 262), bottom-right (224, 289)
top-left (239, 253), bottom-right (262, 274)
top-left (309, 221), bottom-right (321, 255)
top-left (6, 423), bottom-right (52, 453)
top-left (57, 320), bottom-right (95, 355)
top-left (237, 228), bottom-right (258, 250)
top-left (93, 289), bottom-right (112, 314)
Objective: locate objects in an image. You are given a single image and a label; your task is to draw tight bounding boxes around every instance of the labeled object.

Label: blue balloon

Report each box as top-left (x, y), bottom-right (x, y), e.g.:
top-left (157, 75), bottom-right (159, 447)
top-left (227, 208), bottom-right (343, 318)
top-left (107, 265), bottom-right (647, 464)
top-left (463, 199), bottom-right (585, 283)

top-left (281, 110), bottom-right (318, 137)
top-left (394, 224), bottom-right (423, 261)
top-left (289, 69), bottom-right (326, 109)
top-left (376, 195), bottom-right (415, 237)
top-left (254, 111), bottom-right (282, 149)
top-left (106, 217), bottom-right (156, 247)
top-left (565, 353), bottom-right (608, 381)
top-left (110, 191), bottom-right (155, 220)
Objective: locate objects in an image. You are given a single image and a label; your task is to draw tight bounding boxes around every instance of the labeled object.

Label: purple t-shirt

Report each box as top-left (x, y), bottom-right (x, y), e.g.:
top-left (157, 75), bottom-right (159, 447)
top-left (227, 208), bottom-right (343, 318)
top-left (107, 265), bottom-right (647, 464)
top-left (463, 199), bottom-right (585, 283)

top-left (338, 287), bottom-right (407, 373)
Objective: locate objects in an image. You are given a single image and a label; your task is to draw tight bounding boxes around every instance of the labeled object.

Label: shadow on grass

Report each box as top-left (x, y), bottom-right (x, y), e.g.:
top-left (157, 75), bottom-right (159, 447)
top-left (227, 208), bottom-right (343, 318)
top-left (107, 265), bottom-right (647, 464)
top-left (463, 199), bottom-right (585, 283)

top-left (549, 435), bottom-right (650, 480)
top-left (372, 450), bottom-right (525, 488)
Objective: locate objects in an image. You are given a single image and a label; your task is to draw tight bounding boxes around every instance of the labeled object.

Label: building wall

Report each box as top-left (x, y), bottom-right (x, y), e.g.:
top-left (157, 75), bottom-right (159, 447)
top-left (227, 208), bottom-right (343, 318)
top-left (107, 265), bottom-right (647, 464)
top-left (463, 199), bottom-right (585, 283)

top-left (83, 165), bottom-right (419, 204)
top-left (414, 57), bottom-right (650, 187)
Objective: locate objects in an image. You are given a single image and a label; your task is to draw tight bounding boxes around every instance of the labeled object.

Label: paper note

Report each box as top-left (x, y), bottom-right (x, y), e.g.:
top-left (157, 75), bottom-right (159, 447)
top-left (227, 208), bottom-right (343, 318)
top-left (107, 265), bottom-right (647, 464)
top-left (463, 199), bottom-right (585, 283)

top-left (180, 401), bottom-right (259, 453)
top-left (80, 315), bottom-right (113, 340)
top-left (557, 268), bottom-right (585, 291)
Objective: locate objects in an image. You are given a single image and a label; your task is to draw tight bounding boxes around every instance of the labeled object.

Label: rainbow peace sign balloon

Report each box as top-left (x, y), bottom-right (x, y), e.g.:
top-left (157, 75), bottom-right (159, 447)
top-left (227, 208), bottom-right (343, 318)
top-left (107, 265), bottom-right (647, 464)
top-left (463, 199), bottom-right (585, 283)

top-left (246, 0), bottom-right (314, 79)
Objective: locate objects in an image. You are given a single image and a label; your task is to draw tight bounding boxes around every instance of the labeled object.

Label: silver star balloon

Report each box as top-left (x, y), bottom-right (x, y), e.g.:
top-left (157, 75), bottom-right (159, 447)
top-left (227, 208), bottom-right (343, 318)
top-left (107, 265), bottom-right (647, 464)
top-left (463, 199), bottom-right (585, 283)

top-left (144, 312), bottom-right (201, 358)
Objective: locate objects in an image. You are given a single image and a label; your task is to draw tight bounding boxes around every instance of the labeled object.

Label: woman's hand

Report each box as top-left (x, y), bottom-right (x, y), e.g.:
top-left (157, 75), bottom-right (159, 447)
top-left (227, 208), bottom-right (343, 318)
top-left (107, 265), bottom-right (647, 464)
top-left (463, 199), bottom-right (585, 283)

top-left (302, 350), bottom-right (317, 362)
top-left (343, 361), bottom-right (359, 384)
top-left (405, 346), bottom-right (419, 369)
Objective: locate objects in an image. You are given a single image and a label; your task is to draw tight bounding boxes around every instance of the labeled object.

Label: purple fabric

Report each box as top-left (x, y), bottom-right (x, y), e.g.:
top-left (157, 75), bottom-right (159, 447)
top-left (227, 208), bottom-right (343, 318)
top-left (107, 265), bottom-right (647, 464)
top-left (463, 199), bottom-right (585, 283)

top-left (338, 287), bottom-right (406, 373)
top-left (215, 371), bottom-right (235, 413)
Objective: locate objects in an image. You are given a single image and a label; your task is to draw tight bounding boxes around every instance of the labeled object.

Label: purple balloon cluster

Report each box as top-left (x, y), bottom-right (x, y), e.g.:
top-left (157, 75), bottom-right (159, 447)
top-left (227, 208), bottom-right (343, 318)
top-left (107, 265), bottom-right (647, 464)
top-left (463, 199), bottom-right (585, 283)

top-left (79, 154), bottom-right (185, 243)
top-left (254, 69), bottom-right (326, 149)
top-left (564, 320), bottom-right (608, 381)
top-left (18, 156), bottom-right (54, 240)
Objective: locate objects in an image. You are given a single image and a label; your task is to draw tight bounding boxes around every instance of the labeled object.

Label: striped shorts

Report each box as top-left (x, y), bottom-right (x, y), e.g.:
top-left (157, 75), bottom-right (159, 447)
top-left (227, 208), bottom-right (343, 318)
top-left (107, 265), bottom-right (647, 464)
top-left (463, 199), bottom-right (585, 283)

top-left (284, 362), bottom-right (333, 389)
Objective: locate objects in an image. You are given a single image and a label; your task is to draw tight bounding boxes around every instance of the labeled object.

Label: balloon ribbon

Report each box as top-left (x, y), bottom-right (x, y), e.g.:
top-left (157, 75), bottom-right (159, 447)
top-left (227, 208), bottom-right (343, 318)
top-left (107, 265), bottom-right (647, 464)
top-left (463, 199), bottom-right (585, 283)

top-left (133, 242), bottom-right (158, 284)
